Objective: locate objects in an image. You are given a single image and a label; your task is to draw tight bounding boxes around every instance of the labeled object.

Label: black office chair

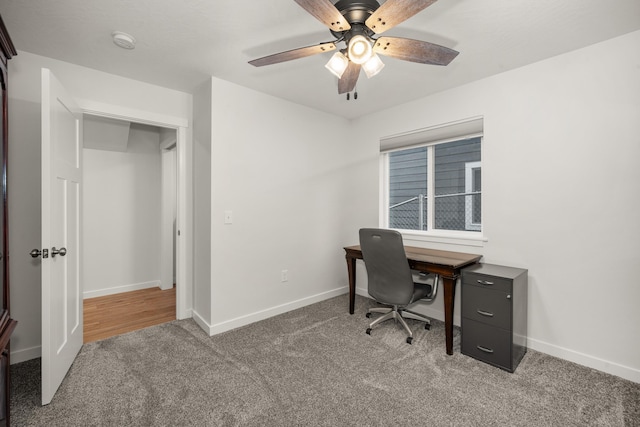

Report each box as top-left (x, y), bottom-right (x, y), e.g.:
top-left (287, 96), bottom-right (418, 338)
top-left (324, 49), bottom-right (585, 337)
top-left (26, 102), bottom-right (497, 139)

top-left (359, 228), bottom-right (438, 344)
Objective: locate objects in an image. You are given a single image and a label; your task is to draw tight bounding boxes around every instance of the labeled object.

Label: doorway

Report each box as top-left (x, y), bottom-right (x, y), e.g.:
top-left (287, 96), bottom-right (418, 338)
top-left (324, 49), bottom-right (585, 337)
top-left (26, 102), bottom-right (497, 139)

top-left (82, 116), bottom-right (179, 340)
top-left (78, 103), bottom-right (191, 322)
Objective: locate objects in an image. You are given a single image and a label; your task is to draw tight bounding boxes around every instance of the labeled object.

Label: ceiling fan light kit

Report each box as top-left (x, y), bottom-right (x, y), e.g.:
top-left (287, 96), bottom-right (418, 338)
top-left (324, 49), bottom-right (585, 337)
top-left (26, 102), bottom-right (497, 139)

top-left (325, 51), bottom-right (350, 78)
top-left (347, 33), bottom-right (372, 64)
top-left (249, 0), bottom-right (459, 94)
top-left (362, 53), bottom-right (385, 78)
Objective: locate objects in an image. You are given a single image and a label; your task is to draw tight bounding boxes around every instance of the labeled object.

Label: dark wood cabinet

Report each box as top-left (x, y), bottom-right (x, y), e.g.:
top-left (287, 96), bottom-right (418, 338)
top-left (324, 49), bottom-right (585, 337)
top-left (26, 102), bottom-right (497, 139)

top-left (461, 263), bottom-right (527, 373)
top-left (0, 14), bottom-right (17, 427)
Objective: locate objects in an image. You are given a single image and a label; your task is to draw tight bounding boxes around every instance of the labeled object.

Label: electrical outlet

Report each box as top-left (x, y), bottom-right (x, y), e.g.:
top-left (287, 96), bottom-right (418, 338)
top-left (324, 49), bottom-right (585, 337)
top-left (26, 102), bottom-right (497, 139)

top-left (281, 270), bottom-right (288, 282)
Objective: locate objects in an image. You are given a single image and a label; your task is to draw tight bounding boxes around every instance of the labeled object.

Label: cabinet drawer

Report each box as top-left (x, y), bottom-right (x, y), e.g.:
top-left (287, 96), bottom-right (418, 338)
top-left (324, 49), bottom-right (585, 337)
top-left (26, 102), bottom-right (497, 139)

top-left (462, 272), bottom-right (512, 293)
top-left (461, 319), bottom-right (512, 371)
top-left (462, 285), bottom-right (511, 329)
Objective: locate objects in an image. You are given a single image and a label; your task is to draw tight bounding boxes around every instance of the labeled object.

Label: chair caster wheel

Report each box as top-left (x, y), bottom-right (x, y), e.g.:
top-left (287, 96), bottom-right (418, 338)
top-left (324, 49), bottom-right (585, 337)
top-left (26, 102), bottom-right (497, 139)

top-left (425, 323), bottom-right (431, 330)
top-left (366, 328), bottom-right (372, 335)
top-left (406, 337), bottom-right (413, 344)
top-left (366, 313), bottom-right (372, 318)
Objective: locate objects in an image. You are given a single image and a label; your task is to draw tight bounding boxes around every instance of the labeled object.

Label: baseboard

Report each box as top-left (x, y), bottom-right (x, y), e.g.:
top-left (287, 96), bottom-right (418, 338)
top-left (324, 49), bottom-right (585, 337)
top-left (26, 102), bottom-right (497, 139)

top-left (177, 307), bottom-right (193, 321)
top-left (198, 287), bottom-right (349, 336)
top-left (83, 280), bottom-right (160, 299)
top-left (191, 308), bottom-right (211, 333)
top-left (528, 337), bottom-right (640, 384)
top-left (10, 345), bottom-right (41, 365)
top-left (355, 286), bottom-right (368, 298)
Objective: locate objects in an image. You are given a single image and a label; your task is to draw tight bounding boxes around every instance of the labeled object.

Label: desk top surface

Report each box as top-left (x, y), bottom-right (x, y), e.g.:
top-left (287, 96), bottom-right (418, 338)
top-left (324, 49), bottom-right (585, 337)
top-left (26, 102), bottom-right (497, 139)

top-left (344, 245), bottom-right (482, 269)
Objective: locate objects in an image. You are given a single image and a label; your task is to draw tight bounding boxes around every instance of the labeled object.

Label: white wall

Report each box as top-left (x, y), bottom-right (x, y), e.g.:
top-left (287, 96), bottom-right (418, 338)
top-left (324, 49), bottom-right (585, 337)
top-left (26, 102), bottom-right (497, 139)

top-left (8, 51), bottom-right (192, 363)
top-left (191, 79), bottom-right (213, 328)
top-left (192, 77), bottom-right (358, 333)
top-left (351, 30), bottom-right (640, 382)
top-left (83, 125), bottom-right (162, 297)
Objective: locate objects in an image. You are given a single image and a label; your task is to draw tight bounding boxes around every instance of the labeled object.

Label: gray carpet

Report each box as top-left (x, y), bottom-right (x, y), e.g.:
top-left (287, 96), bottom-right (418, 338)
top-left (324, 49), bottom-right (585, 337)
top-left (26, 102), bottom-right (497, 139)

top-left (11, 294), bottom-right (640, 426)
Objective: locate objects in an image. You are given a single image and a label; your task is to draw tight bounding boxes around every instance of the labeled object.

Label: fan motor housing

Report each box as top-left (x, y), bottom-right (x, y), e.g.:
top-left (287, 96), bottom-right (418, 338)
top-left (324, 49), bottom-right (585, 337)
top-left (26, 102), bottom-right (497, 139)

top-left (330, 0), bottom-right (380, 38)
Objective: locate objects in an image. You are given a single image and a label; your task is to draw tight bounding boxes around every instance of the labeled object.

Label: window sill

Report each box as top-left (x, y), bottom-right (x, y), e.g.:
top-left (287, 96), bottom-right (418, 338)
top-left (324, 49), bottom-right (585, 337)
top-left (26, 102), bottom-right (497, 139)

top-left (394, 229), bottom-right (488, 248)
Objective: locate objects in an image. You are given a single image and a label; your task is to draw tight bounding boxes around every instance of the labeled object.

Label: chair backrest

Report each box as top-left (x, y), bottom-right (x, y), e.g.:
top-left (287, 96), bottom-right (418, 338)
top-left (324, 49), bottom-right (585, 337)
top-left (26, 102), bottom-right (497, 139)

top-left (359, 228), bottom-right (414, 306)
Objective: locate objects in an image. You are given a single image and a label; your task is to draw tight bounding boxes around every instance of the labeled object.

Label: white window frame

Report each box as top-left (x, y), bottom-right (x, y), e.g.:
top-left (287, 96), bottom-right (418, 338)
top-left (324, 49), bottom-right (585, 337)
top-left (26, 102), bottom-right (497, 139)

top-left (379, 117), bottom-right (486, 247)
top-left (465, 161), bottom-right (482, 232)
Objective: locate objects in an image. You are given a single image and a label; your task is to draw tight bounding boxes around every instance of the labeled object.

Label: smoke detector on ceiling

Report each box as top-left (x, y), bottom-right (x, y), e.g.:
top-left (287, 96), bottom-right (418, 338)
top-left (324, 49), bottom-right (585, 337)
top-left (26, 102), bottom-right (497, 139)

top-left (112, 31), bottom-right (136, 50)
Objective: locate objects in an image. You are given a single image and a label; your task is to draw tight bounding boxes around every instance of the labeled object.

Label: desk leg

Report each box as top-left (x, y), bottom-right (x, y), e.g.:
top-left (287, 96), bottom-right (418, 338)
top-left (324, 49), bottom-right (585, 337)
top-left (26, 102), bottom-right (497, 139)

top-left (442, 276), bottom-right (456, 355)
top-left (346, 256), bottom-right (356, 314)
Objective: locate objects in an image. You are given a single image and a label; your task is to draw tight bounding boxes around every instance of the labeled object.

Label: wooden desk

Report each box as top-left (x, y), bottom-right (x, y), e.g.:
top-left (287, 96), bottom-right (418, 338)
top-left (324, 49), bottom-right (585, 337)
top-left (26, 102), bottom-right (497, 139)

top-left (344, 245), bottom-right (482, 355)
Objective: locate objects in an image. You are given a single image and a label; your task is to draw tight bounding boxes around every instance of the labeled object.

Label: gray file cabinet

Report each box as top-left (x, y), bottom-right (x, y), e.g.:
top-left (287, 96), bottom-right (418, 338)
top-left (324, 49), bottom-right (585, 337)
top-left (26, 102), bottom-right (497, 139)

top-left (461, 263), bottom-right (528, 372)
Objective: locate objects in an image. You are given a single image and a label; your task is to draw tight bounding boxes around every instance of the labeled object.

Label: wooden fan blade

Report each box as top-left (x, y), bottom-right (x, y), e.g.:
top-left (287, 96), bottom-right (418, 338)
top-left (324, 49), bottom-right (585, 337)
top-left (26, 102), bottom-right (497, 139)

top-left (294, 0), bottom-right (351, 32)
top-left (338, 62), bottom-right (361, 94)
top-left (365, 0), bottom-right (437, 34)
top-left (373, 37), bottom-right (459, 65)
top-left (249, 42), bottom-right (336, 67)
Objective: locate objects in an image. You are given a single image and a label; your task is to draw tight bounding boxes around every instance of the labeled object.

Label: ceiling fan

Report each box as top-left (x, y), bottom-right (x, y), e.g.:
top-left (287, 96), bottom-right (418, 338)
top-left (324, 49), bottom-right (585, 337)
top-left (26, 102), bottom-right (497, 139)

top-left (248, 0), bottom-right (459, 95)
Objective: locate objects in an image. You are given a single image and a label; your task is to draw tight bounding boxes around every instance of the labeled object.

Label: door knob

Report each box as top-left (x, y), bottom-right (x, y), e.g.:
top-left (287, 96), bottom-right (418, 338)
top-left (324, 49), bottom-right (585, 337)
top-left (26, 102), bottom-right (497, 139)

top-left (30, 249), bottom-right (42, 258)
top-left (51, 247), bottom-right (67, 257)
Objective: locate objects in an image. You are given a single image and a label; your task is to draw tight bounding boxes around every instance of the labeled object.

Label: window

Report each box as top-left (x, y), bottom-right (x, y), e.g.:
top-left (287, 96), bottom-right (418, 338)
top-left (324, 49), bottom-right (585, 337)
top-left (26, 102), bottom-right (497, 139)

top-left (465, 161), bottom-right (481, 231)
top-left (381, 118), bottom-right (483, 235)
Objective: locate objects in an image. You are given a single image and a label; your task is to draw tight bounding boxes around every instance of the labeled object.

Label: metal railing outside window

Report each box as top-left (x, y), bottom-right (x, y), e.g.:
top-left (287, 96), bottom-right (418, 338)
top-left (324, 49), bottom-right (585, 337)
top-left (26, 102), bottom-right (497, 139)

top-left (389, 191), bottom-right (481, 231)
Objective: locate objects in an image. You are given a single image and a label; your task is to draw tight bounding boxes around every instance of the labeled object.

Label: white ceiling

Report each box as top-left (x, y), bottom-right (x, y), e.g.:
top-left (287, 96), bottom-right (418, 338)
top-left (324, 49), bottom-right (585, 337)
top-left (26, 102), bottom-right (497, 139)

top-left (2, 0), bottom-right (639, 119)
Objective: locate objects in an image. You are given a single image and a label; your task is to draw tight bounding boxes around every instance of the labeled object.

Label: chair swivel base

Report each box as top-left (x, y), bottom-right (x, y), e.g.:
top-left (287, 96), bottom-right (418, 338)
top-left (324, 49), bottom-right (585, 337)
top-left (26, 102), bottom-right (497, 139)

top-left (365, 305), bottom-right (431, 344)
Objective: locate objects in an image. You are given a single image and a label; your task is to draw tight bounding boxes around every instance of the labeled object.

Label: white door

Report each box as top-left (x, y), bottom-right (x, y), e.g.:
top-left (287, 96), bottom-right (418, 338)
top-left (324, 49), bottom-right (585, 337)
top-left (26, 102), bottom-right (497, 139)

top-left (40, 68), bottom-right (83, 405)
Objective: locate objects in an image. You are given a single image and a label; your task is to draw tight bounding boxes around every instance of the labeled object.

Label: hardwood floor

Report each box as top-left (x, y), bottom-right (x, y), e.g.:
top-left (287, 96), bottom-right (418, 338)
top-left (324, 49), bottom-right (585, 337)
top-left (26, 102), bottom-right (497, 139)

top-left (83, 286), bottom-right (176, 343)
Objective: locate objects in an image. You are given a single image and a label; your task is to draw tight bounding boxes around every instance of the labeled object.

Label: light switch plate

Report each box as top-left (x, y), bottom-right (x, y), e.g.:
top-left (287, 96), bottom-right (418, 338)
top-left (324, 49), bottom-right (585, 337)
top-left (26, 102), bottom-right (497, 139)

top-left (224, 210), bottom-right (233, 224)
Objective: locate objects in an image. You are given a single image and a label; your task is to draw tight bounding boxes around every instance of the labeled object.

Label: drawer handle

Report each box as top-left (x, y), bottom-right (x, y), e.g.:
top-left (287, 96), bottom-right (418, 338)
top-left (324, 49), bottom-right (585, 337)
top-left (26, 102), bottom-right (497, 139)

top-left (477, 280), bottom-right (494, 285)
top-left (477, 309), bottom-right (494, 317)
top-left (477, 345), bottom-right (494, 354)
